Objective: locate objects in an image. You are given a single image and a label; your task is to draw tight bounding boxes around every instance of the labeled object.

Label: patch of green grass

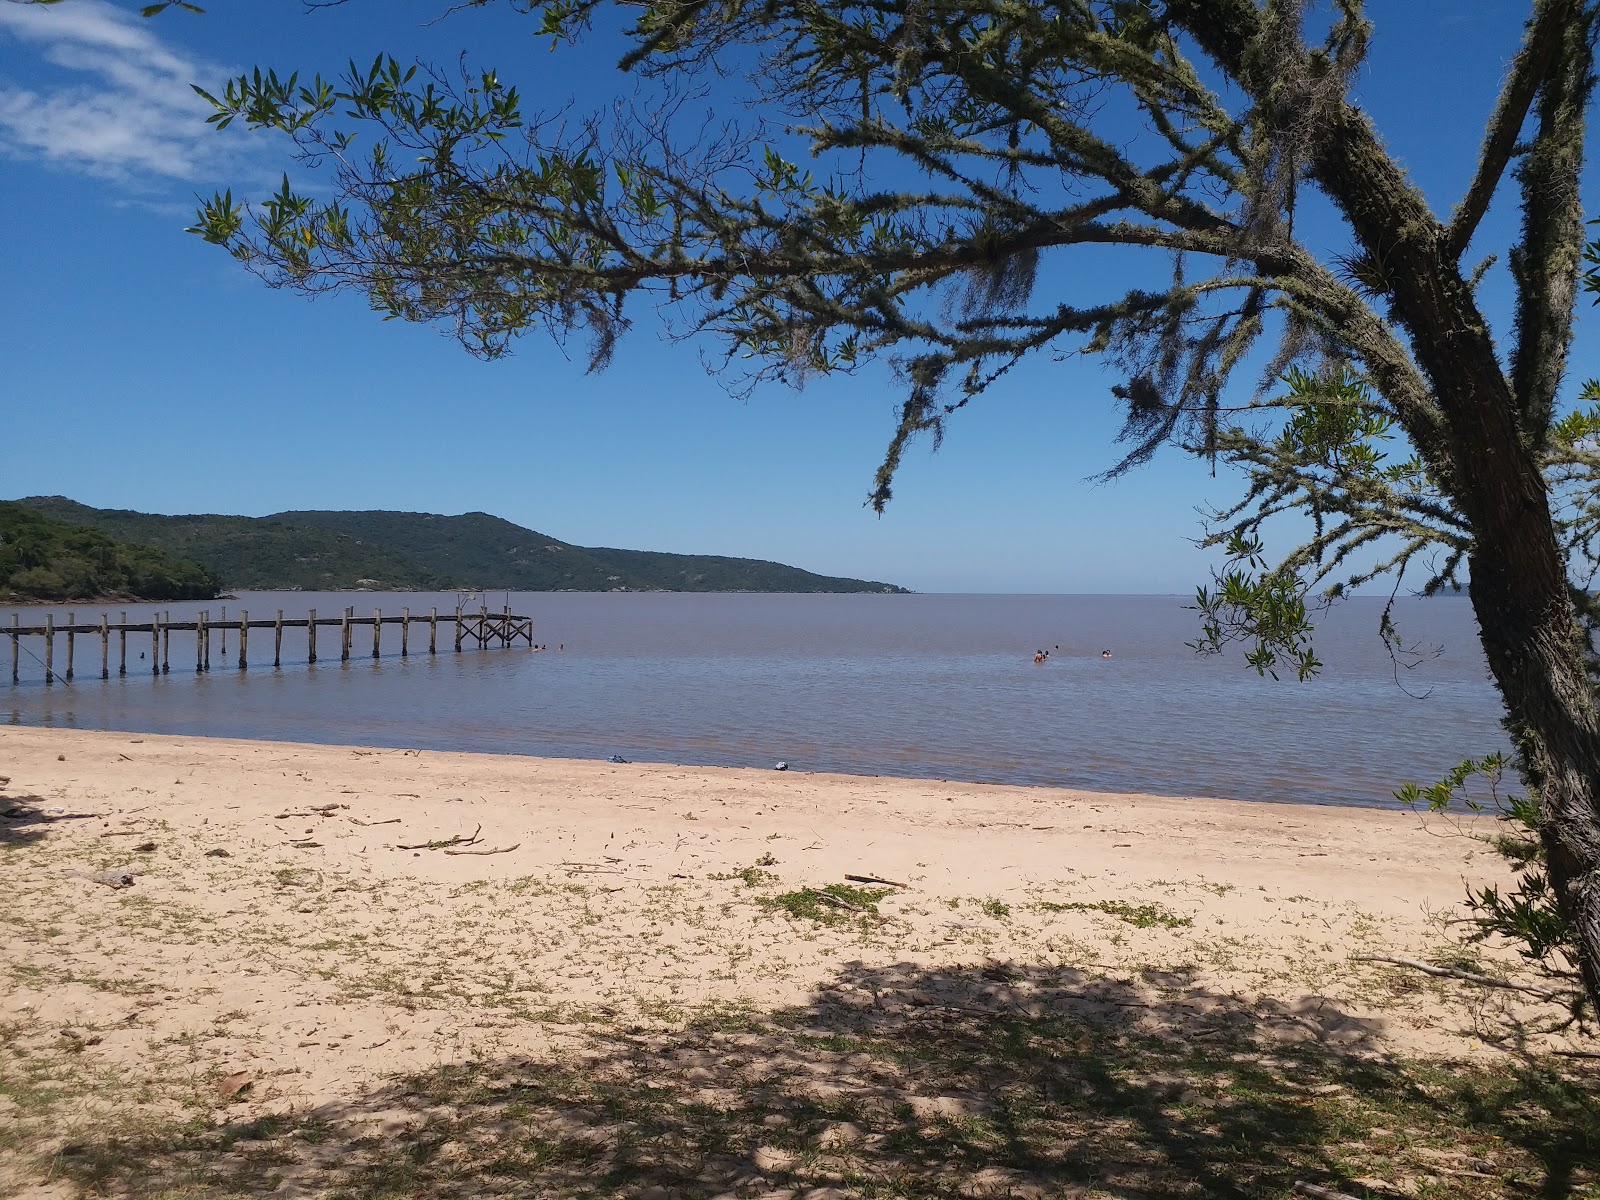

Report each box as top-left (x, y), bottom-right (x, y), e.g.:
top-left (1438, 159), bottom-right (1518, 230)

top-left (977, 897), bottom-right (1011, 919)
top-left (708, 866), bottom-right (779, 887)
top-left (1036, 898), bottom-right (1193, 929)
top-left (759, 883), bottom-right (893, 925)
top-left (272, 866), bottom-right (320, 889)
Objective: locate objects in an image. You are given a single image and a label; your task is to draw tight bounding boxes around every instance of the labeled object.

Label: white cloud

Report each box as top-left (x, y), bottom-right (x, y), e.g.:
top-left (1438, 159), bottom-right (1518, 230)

top-left (0, 0), bottom-right (246, 185)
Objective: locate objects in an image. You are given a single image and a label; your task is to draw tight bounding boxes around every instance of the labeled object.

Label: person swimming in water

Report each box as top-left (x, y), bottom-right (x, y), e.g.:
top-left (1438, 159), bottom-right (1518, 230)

top-left (1033, 650), bottom-right (1048, 665)
top-left (1101, 649), bottom-right (1113, 658)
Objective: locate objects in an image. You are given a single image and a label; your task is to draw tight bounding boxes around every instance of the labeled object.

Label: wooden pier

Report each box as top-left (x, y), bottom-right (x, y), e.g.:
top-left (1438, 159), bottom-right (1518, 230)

top-left (6, 605), bottom-right (534, 685)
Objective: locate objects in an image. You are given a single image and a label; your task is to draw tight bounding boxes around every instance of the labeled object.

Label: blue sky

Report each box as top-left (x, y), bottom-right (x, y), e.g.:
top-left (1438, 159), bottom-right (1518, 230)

top-left (2, 0), bottom-right (1594, 593)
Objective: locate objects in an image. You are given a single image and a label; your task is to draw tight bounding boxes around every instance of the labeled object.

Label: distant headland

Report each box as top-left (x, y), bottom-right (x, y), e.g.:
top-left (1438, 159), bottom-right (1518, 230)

top-left (3, 497), bottom-right (910, 601)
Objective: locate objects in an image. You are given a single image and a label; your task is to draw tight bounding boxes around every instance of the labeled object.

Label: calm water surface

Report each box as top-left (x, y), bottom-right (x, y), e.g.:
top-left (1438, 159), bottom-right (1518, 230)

top-left (1, 592), bottom-right (1506, 807)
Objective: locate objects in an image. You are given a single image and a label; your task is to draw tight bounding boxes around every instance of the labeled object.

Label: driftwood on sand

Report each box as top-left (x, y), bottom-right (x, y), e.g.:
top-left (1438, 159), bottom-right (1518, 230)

top-left (1350, 954), bottom-right (1560, 1000)
top-left (398, 824), bottom-right (482, 851)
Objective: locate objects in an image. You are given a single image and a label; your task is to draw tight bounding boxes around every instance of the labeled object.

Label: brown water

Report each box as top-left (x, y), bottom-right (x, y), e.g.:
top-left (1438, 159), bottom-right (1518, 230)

top-left (1, 592), bottom-right (1505, 807)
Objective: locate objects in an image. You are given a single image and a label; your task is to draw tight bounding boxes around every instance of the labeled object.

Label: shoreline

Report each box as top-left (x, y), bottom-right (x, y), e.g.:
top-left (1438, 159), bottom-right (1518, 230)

top-left (0, 720), bottom-right (1424, 812)
top-left (2, 725), bottom-right (1581, 1197)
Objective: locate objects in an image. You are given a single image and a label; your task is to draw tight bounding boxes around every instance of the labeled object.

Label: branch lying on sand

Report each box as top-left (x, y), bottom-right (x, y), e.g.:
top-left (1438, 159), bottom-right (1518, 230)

top-left (1350, 954), bottom-right (1560, 999)
top-left (1293, 1183), bottom-right (1363, 1200)
top-left (846, 873), bottom-right (907, 888)
top-left (350, 816), bottom-right (401, 827)
top-left (398, 824), bottom-right (482, 851)
top-left (559, 861), bottom-right (625, 875)
top-left (275, 804), bottom-right (347, 819)
top-left (443, 842), bottom-right (520, 856)
top-left (814, 892), bottom-right (865, 914)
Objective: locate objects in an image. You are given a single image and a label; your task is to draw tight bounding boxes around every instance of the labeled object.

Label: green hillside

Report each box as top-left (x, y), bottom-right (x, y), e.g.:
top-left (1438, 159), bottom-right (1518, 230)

top-left (18, 498), bottom-right (450, 592)
top-left (273, 510), bottom-right (909, 593)
top-left (11, 499), bottom-right (908, 594)
top-left (0, 502), bottom-right (220, 601)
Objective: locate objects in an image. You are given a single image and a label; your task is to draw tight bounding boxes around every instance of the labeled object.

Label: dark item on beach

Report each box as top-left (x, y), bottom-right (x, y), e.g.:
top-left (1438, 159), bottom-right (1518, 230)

top-left (845, 873), bottom-right (908, 888)
top-left (606, 754), bottom-right (631, 764)
top-left (774, 761), bottom-right (789, 771)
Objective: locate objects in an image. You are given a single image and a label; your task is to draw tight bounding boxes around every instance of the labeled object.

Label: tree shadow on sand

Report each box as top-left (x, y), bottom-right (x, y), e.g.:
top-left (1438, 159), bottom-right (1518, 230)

top-left (56, 962), bottom-right (1600, 1199)
top-left (0, 793), bottom-right (88, 848)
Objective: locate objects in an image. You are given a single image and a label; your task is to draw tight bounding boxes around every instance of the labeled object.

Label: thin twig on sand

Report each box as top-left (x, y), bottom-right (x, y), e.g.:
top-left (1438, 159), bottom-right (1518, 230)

top-left (350, 817), bottom-right (401, 827)
top-left (814, 892), bottom-right (865, 914)
top-left (845, 873), bottom-right (908, 888)
top-left (1350, 954), bottom-right (1559, 999)
top-left (443, 843), bottom-right (520, 856)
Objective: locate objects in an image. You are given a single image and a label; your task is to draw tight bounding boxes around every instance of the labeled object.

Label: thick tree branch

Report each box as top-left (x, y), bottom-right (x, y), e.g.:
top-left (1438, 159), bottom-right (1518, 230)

top-left (1445, 0), bottom-right (1577, 260)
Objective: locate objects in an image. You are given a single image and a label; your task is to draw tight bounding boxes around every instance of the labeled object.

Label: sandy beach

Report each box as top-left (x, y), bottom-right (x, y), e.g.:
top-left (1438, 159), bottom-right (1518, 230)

top-left (2, 727), bottom-right (1589, 1200)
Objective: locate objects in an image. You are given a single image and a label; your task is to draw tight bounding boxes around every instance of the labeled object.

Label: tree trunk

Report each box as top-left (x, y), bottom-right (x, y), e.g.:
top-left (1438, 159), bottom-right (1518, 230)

top-left (1463, 451), bottom-right (1600, 1015)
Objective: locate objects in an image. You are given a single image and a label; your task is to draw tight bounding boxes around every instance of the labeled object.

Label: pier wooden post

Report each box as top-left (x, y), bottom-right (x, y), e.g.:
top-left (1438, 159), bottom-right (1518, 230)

top-left (45, 615), bottom-right (54, 685)
top-left (274, 611), bottom-right (284, 667)
top-left (196, 612), bottom-right (205, 674)
top-left (219, 606), bottom-right (227, 659)
top-left (238, 610), bottom-right (248, 670)
top-left (429, 608), bottom-right (438, 654)
top-left (204, 611), bottom-right (211, 672)
top-left (341, 609), bottom-right (352, 662)
top-left (10, 614), bottom-right (18, 684)
top-left (307, 609), bottom-right (317, 663)
top-left (401, 608), bottom-right (410, 657)
top-left (152, 614), bottom-right (160, 676)
top-left (454, 606), bottom-right (463, 653)
top-left (118, 611), bottom-right (127, 676)
top-left (161, 612), bottom-right (171, 674)
top-left (100, 614), bottom-right (109, 680)
top-left (65, 612), bottom-right (76, 681)
top-left (372, 609), bottom-right (381, 659)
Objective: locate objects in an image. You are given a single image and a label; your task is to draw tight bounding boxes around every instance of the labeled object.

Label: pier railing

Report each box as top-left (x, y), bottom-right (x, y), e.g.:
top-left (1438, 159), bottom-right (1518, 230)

top-left (6, 605), bottom-right (534, 684)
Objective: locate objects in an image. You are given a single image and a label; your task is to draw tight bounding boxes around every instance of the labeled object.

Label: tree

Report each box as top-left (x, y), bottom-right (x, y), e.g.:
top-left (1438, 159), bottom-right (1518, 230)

top-left (188, 0), bottom-right (1600, 1015)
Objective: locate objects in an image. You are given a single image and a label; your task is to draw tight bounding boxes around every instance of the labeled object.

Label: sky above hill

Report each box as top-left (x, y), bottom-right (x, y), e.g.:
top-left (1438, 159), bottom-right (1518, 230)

top-left (3, 0), bottom-right (1596, 593)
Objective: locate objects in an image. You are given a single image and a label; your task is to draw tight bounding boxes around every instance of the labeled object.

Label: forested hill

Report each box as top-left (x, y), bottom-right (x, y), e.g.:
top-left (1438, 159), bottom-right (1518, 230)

top-left (272, 510), bottom-right (908, 593)
top-left (0, 502), bottom-right (221, 601)
top-left (14, 499), bottom-right (908, 594)
top-left (18, 498), bottom-right (451, 592)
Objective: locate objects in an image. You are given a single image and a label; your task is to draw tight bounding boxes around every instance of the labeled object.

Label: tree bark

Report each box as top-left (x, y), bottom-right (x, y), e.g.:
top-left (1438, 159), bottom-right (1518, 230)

top-left (1465, 483), bottom-right (1600, 1013)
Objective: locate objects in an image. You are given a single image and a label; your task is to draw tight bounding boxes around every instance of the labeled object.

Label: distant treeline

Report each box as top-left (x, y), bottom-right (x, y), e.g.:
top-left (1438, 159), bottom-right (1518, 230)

top-left (0, 502), bottom-right (221, 602)
top-left (11, 498), bottom-right (909, 595)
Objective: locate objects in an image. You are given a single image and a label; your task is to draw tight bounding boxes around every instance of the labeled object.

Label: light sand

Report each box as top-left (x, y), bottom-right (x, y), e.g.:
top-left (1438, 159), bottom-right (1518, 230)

top-left (0, 726), bottom-right (1572, 1196)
